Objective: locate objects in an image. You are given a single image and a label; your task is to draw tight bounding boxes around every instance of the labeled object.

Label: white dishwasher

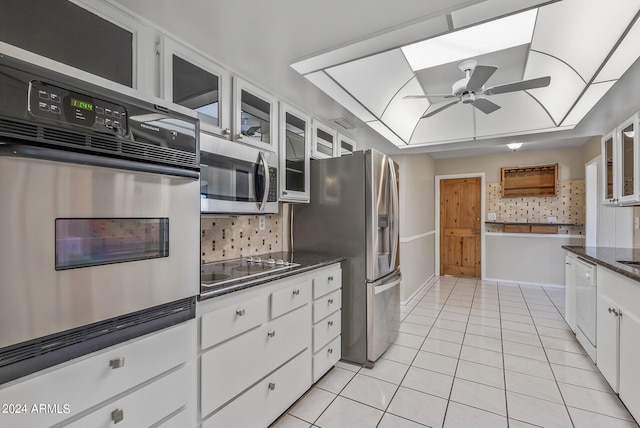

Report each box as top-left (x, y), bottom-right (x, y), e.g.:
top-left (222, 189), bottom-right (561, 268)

top-left (574, 257), bottom-right (597, 362)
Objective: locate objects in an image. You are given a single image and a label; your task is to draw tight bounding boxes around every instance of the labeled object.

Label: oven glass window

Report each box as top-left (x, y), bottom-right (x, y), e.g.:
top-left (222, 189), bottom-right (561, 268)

top-left (55, 218), bottom-right (169, 270)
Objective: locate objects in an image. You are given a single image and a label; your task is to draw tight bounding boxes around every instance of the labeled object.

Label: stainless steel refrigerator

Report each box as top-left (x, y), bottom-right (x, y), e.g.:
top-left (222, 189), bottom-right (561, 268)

top-left (293, 149), bottom-right (400, 367)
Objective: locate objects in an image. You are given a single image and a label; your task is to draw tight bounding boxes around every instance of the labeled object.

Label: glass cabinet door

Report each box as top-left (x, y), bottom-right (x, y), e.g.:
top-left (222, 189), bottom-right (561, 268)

top-left (163, 39), bottom-right (231, 137)
top-left (279, 103), bottom-right (310, 202)
top-left (233, 78), bottom-right (277, 152)
top-left (617, 114), bottom-right (639, 204)
top-left (311, 120), bottom-right (337, 159)
top-left (338, 133), bottom-right (356, 156)
top-left (602, 132), bottom-right (615, 204)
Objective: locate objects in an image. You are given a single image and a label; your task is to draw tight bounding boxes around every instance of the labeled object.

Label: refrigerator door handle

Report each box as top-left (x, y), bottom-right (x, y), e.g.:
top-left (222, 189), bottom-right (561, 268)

top-left (388, 157), bottom-right (399, 270)
top-left (373, 276), bottom-right (401, 295)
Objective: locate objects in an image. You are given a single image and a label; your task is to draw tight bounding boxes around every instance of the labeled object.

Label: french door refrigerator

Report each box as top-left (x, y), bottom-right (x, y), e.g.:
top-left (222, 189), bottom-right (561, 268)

top-left (293, 149), bottom-right (400, 366)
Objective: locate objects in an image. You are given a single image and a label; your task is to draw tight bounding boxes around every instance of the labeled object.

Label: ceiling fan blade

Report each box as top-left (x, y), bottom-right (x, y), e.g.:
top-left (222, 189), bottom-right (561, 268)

top-left (472, 98), bottom-right (501, 115)
top-left (484, 76), bottom-right (551, 95)
top-left (403, 94), bottom-right (454, 100)
top-left (421, 100), bottom-right (460, 119)
top-left (467, 65), bottom-right (498, 91)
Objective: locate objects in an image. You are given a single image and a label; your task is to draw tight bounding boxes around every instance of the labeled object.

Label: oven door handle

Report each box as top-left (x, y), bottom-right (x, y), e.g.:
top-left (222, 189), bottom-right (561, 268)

top-left (0, 143), bottom-right (199, 180)
top-left (257, 151), bottom-right (269, 211)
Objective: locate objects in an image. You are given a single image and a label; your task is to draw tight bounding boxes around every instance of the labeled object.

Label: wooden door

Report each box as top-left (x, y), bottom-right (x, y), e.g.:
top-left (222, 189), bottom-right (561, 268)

top-left (440, 177), bottom-right (481, 277)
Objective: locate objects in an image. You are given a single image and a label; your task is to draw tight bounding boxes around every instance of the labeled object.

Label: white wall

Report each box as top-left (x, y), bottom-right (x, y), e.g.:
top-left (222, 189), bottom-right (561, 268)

top-left (393, 153), bottom-right (436, 302)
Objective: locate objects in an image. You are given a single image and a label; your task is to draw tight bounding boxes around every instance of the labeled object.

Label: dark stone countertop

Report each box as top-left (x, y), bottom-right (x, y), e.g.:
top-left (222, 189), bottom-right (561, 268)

top-left (198, 251), bottom-right (345, 300)
top-left (563, 246), bottom-right (640, 283)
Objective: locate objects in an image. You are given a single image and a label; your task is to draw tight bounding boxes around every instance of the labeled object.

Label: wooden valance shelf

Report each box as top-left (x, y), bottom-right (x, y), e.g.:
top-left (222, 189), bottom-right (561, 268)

top-left (501, 163), bottom-right (558, 198)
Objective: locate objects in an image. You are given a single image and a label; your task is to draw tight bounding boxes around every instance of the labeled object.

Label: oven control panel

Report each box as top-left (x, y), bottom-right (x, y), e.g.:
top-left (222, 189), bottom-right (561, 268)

top-left (28, 81), bottom-right (128, 136)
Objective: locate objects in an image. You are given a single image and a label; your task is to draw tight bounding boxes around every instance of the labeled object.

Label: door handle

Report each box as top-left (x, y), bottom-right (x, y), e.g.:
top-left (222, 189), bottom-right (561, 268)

top-left (257, 151), bottom-right (270, 211)
top-left (388, 157), bottom-right (399, 268)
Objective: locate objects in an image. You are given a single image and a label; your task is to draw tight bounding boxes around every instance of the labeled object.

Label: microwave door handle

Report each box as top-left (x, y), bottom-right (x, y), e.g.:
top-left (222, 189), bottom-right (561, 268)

top-left (258, 151), bottom-right (269, 211)
top-left (388, 157), bottom-right (399, 271)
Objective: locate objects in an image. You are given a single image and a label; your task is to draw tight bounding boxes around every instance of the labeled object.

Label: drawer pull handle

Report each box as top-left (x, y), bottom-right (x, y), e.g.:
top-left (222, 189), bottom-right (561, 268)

top-left (111, 408), bottom-right (124, 424)
top-left (328, 348), bottom-right (333, 354)
top-left (328, 321), bottom-right (334, 327)
top-left (609, 307), bottom-right (621, 316)
top-left (268, 382), bottom-right (276, 391)
top-left (109, 358), bottom-right (125, 369)
top-left (328, 276), bottom-right (334, 281)
top-left (267, 330), bottom-right (276, 338)
top-left (292, 289), bottom-right (300, 296)
top-left (328, 298), bottom-right (334, 304)
top-left (236, 309), bottom-right (246, 317)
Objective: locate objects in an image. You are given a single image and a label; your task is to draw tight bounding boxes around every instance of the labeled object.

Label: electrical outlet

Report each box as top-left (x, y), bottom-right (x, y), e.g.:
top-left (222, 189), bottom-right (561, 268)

top-left (259, 215), bottom-right (266, 231)
top-left (548, 216), bottom-right (557, 223)
top-left (487, 213), bottom-right (497, 221)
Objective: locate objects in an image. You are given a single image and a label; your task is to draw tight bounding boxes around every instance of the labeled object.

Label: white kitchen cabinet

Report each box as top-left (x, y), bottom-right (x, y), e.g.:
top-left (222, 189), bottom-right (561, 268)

top-left (338, 133), bottom-right (356, 156)
top-left (197, 263), bottom-right (342, 427)
top-left (601, 113), bottom-right (640, 206)
top-left (595, 265), bottom-right (640, 422)
top-left (0, 322), bottom-right (196, 428)
top-left (233, 77), bottom-right (278, 153)
top-left (162, 37), bottom-right (232, 139)
top-left (311, 119), bottom-right (338, 159)
top-left (565, 253), bottom-right (577, 332)
top-left (279, 103), bottom-right (311, 202)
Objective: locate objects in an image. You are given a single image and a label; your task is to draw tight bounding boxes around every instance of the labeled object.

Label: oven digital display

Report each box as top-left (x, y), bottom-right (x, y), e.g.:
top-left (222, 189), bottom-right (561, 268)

top-left (71, 98), bottom-right (93, 111)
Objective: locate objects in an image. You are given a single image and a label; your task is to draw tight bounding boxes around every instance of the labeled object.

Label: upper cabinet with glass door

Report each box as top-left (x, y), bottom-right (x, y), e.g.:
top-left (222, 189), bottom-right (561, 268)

top-left (233, 78), bottom-right (277, 153)
top-left (602, 113), bottom-right (640, 206)
top-left (338, 133), bottom-right (356, 157)
top-left (311, 120), bottom-right (338, 159)
top-left (162, 39), bottom-right (231, 138)
top-left (279, 103), bottom-right (311, 202)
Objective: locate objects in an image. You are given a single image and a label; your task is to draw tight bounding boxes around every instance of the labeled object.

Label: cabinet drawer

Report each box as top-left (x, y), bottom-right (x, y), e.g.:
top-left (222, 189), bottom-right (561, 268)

top-left (271, 279), bottom-right (312, 319)
top-left (66, 365), bottom-right (190, 427)
top-left (313, 310), bottom-right (341, 353)
top-left (0, 322), bottom-right (194, 428)
top-left (313, 288), bottom-right (341, 323)
top-left (313, 268), bottom-right (342, 298)
top-left (313, 335), bottom-right (341, 383)
top-left (201, 305), bottom-right (310, 417)
top-left (201, 294), bottom-right (267, 349)
top-left (203, 349), bottom-right (311, 428)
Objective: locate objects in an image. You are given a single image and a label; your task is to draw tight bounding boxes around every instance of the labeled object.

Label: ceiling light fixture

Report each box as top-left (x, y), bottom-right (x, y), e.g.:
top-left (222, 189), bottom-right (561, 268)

top-left (401, 9), bottom-right (537, 71)
top-left (507, 142), bottom-right (523, 151)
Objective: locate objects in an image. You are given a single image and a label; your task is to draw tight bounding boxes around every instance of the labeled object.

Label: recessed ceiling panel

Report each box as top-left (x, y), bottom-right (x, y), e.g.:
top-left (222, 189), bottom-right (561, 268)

top-left (475, 91), bottom-right (556, 137)
top-left (523, 50), bottom-right (586, 124)
top-left (451, 0), bottom-right (557, 29)
top-left (305, 71), bottom-right (377, 122)
top-left (366, 120), bottom-right (407, 147)
top-left (326, 49), bottom-right (414, 118)
top-left (563, 81), bottom-right (616, 126)
top-left (410, 102), bottom-right (474, 144)
top-left (595, 17), bottom-right (640, 83)
top-left (380, 77), bottom-right (430, 142)
top-left (531, 0), bottom-right (640, 82)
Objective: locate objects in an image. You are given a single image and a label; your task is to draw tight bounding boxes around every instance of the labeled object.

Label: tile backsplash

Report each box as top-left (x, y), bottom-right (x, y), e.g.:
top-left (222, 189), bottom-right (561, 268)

top-left (201, 204), bottom-right (291, 263)
top-left (486, 179), bottom-right (585, 234)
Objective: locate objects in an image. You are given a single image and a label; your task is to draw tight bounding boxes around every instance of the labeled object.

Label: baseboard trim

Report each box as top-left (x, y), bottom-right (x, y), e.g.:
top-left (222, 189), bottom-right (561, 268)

top-left (483, 277), bottom-right (565, 288)
top-left (401, 274), bottom-right (435, 305)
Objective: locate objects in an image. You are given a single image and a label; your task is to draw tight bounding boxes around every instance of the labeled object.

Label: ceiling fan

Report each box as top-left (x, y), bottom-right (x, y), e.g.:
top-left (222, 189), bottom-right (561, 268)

top-left (405, 59), bottom-right (551, 119)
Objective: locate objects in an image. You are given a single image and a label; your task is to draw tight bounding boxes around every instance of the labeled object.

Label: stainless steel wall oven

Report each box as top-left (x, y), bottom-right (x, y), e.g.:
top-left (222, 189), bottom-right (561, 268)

top-left (0, 55), bottom-right (200, 384)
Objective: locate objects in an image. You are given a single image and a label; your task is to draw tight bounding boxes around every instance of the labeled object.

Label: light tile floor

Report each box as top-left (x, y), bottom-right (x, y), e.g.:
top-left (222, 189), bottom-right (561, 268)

top-left (271, 276), bottom-right (640, 428)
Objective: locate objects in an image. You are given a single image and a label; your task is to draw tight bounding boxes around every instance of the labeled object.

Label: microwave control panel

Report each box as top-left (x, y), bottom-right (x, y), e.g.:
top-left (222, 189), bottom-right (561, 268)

top-left (28, 80), bottom-right (128, 136)
top-left (268, 167), bottom-right (277, 202)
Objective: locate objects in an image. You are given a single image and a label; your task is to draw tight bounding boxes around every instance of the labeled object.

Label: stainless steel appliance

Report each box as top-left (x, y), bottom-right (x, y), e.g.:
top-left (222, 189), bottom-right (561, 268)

top-left (200, 252), bottom-right (300, 298)
top-left (293, 149), bottom-right (400, 366)
top-left (0, 55), bottom-right (200, 383)
top-left (575, 257), bottom-right (597, 362)
top-left (200, 132), bottom-right (278, 214)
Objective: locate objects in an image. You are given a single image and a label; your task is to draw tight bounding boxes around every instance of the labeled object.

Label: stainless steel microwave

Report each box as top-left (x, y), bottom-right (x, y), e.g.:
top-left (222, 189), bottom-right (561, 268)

top-left (200, 133), bottom-right (278, 214)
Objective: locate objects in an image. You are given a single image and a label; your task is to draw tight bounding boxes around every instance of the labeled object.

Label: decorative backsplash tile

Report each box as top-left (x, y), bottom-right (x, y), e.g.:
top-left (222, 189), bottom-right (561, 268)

top-left (201, 212), bottom-right (285, 264)
top-left (486, 179), bottom-right (585, 234)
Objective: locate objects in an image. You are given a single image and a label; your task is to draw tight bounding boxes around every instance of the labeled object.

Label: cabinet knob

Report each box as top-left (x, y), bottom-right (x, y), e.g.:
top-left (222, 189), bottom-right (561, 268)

top-left (236, 309), bottom-right (246, 317)
top-left (111, 408), bottom-right (124, 424)
top-left (268, 382), bottom-right (276, 391)
top-left (328, 276), bottom-right (334, 282)
top-left (222, 128), bottom-right (231, 136)
top-left (283, 191), bottom-right (288, 195)
top-left (236, 133), bottom-right (243, 140)
top-left (267, 330), bottom-right (276, 338)
top-left (328, 321), bottom-right (334, 327)
top-left (328, 298), bottom-right (334, 304)
top-left (327, 348), bottom-right (333, 354)
top-left (292, 289), bottom-right (300, 296)
top-left (109, 358), bottom-right (125, 369)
